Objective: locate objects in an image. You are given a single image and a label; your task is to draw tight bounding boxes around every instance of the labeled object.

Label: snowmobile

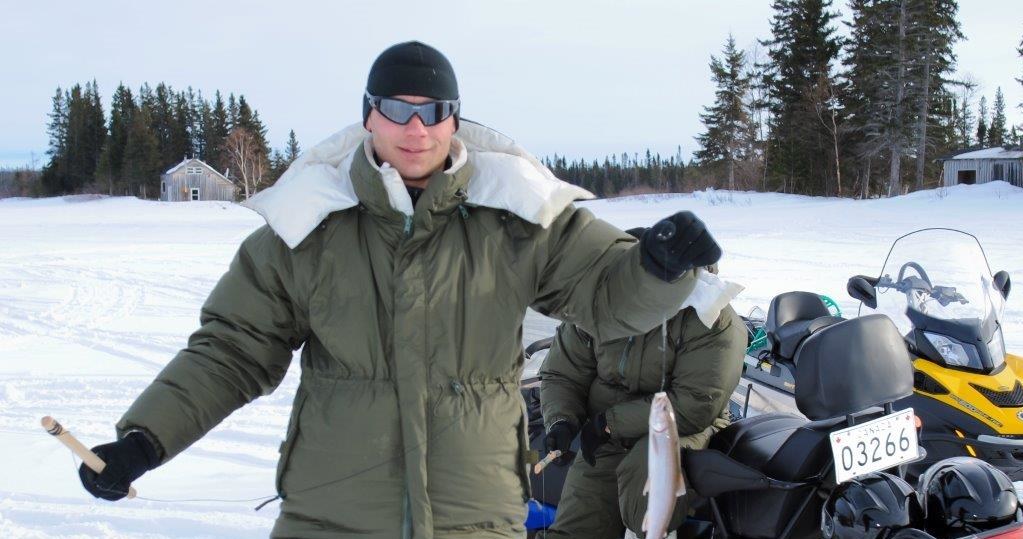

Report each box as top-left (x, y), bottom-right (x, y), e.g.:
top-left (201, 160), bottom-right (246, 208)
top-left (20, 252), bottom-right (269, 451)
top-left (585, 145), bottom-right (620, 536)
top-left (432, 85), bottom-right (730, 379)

top-left (519, 227), bottom-right (1020, 537)
top-left (677, 308), bottom-right (1023, 539)
top-left (850, 227), bottom-right (1019, 480)
top-left (522, 294), bottom-right (1023, 538)
top-left (522, 304), bottom-right (1023, 538)
top-left (735, 228), bottom-right (1021, 482)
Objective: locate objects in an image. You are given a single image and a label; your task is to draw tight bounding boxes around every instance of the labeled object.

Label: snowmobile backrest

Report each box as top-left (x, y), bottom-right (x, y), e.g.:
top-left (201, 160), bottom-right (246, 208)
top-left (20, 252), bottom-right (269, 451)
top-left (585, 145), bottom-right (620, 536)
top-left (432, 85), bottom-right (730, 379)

top-left (793, 314), bottom-right (914, 421)
top-left (772, 315), bottom-right (845, 361)
top-left (766, 292), bottom-right (831, 331)
top-left (765, 292), bottom-right (836, 359)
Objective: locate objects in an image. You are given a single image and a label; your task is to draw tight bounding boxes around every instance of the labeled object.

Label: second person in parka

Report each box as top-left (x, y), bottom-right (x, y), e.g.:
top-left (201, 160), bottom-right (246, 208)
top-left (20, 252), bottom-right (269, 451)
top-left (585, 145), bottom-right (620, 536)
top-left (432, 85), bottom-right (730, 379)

top-left (540, 230), bottom-right (747, 539)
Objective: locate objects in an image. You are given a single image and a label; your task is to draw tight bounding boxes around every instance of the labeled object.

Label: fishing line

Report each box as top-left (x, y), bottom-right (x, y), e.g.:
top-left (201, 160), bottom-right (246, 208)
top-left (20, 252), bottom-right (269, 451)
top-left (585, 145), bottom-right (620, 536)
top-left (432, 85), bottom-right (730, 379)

top-left (658, 222), bottom-right (676, 393)
top-left (542, 433), bottom-right (547, 539)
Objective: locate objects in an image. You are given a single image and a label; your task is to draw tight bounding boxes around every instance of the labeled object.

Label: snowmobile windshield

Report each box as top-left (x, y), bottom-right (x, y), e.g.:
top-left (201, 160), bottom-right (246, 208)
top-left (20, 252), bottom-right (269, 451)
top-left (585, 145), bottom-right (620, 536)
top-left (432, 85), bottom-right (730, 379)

top-left (860, 228), bottom-right (1006, 372)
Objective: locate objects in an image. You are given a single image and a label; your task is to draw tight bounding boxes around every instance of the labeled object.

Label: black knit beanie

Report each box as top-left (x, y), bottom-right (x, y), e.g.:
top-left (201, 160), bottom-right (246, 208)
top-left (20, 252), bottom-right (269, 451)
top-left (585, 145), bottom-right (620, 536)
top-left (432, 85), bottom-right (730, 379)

top-left (363, 41), bottom-right (460, 128)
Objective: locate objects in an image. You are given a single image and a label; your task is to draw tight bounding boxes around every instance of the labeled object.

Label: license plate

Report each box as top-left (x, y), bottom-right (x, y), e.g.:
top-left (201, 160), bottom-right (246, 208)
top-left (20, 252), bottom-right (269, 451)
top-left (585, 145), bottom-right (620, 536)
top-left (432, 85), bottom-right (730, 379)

top-left (829, 409), bottom-right (918, 484)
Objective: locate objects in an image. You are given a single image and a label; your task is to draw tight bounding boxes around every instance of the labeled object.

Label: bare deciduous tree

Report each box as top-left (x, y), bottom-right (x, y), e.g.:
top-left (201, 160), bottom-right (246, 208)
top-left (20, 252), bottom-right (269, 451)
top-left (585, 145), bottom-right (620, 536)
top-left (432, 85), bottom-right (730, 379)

top-left (223, 127), bottom-right (266, 199)
top-left (808, 72), bottom-right (844, 196)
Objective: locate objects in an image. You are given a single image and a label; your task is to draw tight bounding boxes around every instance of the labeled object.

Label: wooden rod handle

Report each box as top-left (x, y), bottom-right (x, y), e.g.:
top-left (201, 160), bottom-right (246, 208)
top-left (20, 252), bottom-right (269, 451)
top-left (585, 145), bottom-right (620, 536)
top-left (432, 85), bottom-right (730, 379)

top-left (533, 450), bottom-right (562, 475)
top-left (41, 416), bottom-right (137, 499)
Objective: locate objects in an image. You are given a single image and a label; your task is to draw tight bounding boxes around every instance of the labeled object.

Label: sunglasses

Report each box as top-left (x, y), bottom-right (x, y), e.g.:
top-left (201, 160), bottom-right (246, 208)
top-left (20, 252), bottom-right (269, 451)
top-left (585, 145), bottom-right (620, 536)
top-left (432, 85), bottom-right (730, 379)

top-left (365, 92), bottom-right (460, 126)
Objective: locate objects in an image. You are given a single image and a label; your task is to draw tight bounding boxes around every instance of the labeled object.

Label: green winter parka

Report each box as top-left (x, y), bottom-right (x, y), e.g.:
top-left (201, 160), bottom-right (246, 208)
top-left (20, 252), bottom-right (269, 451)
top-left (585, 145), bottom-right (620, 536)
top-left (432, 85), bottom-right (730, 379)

top-left (539, 303), bottom-right (746, 442)
top-left (115, 122), bottom-right (698, 539)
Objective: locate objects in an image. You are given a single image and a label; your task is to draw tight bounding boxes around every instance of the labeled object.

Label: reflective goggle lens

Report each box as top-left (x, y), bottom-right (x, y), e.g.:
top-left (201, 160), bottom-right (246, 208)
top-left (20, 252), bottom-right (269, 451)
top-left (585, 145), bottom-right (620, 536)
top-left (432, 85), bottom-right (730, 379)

top-left (367, 93), bottom-right (459, 126)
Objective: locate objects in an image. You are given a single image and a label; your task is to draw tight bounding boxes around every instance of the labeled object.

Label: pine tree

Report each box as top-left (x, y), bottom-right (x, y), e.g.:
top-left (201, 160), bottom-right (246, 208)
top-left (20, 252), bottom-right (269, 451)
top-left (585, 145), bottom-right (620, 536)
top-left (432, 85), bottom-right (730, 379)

top-left (910, 0), bottom-right (963, 190)
top-left (695, 34), bottom-right (753, 191)
top-left (122, 101), bottom-right (161, 198)
top-left (62, 82), bottom-right (106, 193)
top-left (843, 0), bottom-right (961, 195)
top-left (989, 87), bottom-right (1007, 147)
top-left (192, 90), bottom-right (209, 161)
top-left (761, 0), bottom-right (842, 195)
top-left (1017, 34), bottom-right (1023, 111)
top-left (40, 87), bottom-right (69, 195)
top-left (236, 95), bottom-right (270, 155)
top-left (268, 149), bottom-right (288, 184)
top-left (99, 83), bottom-right (136, 190)
top-left (952, 82), bottom-right (977, 148)
top-left (843, 0), bottom-right (879, 197)
top-left (168, 90), bottom-right (193, 162)
top-left (976, 96), bottom-right (988, 147)
top-left (64, 84), bottom-right (89, 192)
top-left (85, 81), bottom-right (107, 184)
top-left (227, 93), bottom-right (239, 128)
top-left (285, 129), bottom-right (301, 163)
top-left (204, 91), bottom-right (230, 172)
top-left (151, 83), bottom-right (176, 167)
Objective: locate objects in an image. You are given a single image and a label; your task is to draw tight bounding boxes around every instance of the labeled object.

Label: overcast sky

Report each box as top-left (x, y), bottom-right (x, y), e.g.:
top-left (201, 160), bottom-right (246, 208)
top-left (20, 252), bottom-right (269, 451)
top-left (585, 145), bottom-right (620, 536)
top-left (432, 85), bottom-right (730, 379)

top-left (1, 0), bottom-right (1020, 169)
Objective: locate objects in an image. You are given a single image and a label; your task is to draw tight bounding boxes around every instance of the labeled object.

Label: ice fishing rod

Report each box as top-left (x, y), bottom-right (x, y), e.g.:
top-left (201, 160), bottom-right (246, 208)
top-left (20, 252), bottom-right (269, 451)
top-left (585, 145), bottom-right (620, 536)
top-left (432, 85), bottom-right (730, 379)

top-left (41, 416), bottom-right (137, 499)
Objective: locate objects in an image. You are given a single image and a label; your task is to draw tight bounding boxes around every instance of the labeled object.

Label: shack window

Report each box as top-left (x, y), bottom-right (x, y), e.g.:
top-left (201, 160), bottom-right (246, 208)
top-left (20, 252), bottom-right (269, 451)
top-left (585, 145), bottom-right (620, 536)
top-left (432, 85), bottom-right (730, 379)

top-left (992, 163), bottom-right (1004, 181)
top-left (190, 188), bottom-right (200, 201)
top-left (161, 182), bottom-right (166, 194)
top-left (957, 170), bottom-right (976, 185)
top-left (187, 166), bottom-right (202, 174)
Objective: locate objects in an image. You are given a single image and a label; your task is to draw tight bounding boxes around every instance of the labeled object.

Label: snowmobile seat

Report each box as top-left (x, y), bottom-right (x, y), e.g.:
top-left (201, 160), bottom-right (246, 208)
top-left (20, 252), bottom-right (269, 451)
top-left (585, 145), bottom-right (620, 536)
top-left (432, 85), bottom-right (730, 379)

top-left (703, 414), bottom-right (855, 538)
top-left (765, 291), bottom-right (843, 360)
top-left (693, 315), bottom-right (915, 539)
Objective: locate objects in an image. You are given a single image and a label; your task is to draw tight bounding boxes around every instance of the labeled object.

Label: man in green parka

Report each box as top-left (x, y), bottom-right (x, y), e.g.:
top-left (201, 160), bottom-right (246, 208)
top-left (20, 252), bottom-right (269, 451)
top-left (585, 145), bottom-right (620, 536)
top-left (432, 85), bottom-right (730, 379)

top-left (77, 41), bottom-right (724, 539)
top-left (540, 237), bottom-right (747, 539)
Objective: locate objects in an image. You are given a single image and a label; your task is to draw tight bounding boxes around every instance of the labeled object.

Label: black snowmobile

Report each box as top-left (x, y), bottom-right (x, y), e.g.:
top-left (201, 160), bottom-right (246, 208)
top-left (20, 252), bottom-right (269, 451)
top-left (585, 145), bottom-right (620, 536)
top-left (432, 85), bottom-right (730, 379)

top-left (522, 306), bottom-right (1023, 538)
top-left (518, 227), bottom-right (1021, 537)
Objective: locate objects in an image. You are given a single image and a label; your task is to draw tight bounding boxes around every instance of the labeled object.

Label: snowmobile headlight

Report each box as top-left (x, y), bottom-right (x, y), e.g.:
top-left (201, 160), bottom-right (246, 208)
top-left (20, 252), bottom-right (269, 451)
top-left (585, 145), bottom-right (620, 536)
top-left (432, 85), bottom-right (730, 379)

top-left (988, 328), bottom-right (1007, 370)
top-left (924, 332), bottom-right (981, 369)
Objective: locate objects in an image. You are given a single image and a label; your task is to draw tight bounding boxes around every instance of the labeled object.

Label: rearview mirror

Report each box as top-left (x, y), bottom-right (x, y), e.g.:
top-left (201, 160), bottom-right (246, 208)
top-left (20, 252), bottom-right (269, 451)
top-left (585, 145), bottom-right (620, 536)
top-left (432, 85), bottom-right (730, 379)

top-left (847, 276), bottom-right (878, 309)
top-left (994, 271), bottom-right (1011, 300)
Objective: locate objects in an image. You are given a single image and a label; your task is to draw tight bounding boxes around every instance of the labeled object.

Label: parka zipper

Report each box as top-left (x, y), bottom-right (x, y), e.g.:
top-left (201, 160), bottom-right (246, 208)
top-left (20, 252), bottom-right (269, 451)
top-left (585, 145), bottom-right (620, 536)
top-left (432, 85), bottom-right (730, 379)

top-left (617, 336), bottom-right (636, 379)
top-left (403, 215), bottom-right (413, 238)
top-left (402, 489), bottom-right (412, 539)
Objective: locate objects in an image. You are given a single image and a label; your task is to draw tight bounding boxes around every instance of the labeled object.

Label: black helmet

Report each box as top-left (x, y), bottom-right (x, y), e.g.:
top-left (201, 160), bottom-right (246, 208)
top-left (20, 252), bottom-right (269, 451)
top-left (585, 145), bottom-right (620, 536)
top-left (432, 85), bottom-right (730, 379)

top-left (822, 472), bottom-right (923, 538)
top-left (918, 457), bottom-right (1019, 533)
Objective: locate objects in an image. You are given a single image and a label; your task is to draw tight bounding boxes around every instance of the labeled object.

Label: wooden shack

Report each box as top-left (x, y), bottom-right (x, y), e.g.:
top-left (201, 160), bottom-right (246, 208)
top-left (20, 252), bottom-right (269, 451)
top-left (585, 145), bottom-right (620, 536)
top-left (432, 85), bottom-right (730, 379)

top-left (160, 158), bottom-right (236, 201)
top-left (941, 147), bottom-right (1023, 188)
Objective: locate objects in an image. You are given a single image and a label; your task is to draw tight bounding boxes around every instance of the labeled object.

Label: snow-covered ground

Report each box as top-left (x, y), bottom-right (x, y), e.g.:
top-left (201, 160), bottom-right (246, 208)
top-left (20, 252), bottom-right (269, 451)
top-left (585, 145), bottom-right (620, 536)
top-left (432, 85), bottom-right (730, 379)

top-left (1, 182), bottom-right (1021, 538)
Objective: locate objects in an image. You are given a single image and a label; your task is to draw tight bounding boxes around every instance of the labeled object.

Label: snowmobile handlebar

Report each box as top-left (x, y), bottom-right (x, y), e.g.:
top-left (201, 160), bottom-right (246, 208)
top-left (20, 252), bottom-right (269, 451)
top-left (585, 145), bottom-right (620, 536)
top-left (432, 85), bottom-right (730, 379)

top-left (876, 271), bottom-right (969, 308)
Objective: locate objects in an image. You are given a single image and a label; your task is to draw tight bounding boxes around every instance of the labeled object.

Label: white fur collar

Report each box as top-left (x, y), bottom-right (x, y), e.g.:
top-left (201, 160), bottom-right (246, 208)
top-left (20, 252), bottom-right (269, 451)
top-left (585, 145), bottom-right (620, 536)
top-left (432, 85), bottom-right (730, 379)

top-left (242, 121), bottom-right (594, 249)
top-left (682, 269), bottom-right (745, 328)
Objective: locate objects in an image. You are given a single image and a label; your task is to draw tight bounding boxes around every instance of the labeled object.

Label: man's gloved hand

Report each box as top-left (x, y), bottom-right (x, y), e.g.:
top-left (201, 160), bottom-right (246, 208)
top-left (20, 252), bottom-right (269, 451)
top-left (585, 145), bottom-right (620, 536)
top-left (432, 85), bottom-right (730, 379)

top-left (544, 421), bottom-right (578, 465)
top-left (579, 413), bottom-right (611, 466)
top-left (640, 211), bottom-right (722, 282)
top-left (78, 431), bottom-right (159, 501)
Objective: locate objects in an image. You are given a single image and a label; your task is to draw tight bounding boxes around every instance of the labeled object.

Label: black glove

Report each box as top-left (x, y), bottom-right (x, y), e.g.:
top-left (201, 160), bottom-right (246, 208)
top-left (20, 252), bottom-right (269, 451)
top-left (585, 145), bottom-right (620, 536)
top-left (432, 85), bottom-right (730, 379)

top-left (640, 211), bottom-right (722, 282)
top-left (579, 413), bottom-right (611, 466)
top-left (78, 431), bottom-right (159, 501)
top-left (544, 421), bottom-right (578, 465)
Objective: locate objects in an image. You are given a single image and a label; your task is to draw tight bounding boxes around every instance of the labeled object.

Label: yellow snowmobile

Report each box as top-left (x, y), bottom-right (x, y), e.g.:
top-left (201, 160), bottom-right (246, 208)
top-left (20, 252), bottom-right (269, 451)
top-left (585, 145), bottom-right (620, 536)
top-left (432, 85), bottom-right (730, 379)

top-left (846, 227), bottom-right (1020, 479)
